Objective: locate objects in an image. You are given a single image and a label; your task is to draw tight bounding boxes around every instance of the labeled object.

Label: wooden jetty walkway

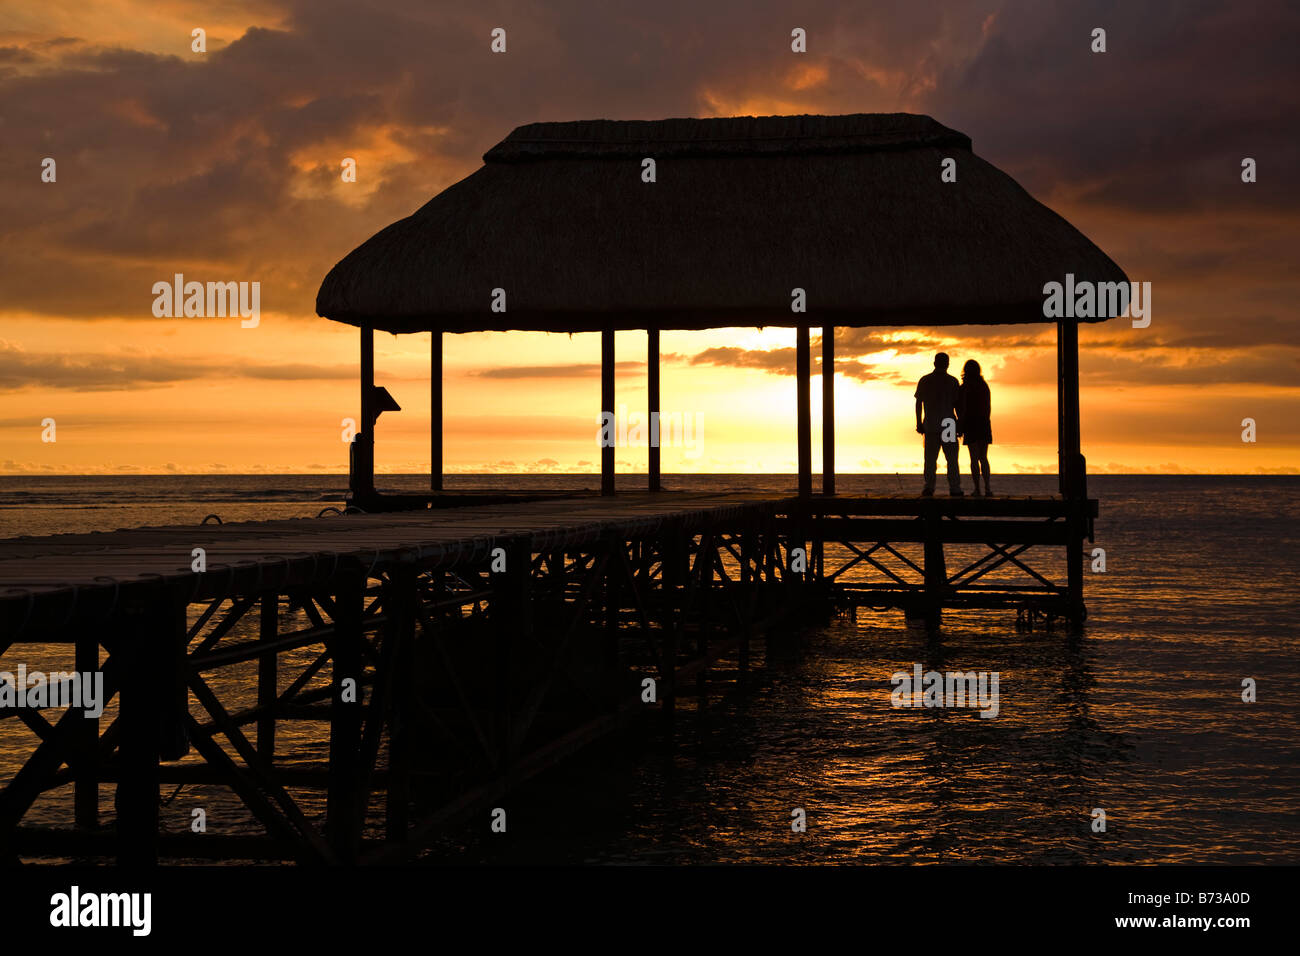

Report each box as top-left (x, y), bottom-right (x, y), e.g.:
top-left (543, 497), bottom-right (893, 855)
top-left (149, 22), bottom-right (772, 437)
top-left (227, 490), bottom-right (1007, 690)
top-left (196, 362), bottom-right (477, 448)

top-left (0, 111), bottom-right (1124, 864)
top-left (0, 489), bottom-right (1093, 864)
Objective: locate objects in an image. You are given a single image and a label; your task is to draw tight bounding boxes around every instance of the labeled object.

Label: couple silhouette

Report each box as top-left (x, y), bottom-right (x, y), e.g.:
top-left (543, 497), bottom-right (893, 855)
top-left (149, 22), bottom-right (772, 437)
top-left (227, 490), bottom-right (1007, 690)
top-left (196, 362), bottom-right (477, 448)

top-left (913, 352), bottom-right (993, 497)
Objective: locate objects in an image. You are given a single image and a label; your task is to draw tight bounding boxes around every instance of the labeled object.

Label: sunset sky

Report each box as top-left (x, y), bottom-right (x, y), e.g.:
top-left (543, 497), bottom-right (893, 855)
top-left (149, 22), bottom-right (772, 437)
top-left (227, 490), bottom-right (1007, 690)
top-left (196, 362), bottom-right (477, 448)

top-left (1, 0), bottom-right (1296, 476)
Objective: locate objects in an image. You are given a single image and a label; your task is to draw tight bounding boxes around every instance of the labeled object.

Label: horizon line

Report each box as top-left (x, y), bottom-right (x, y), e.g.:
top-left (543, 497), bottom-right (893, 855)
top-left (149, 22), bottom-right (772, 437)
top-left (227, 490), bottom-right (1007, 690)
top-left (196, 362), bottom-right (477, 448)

top-left (2, 472), bottom-right (1298, 479)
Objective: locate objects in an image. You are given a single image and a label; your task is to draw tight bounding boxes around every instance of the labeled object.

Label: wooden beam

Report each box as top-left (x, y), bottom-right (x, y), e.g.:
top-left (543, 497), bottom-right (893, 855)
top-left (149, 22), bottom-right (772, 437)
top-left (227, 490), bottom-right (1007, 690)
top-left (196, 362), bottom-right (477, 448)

top-left (822, 326), bottom-right (835, 496)
top-left (431, 331), bottom-right (443, 492)
top-left (602, 328), bottom-right (615, 496)
top-left (797, 325), bottom-right (812, 497)
top-left (648, 329), bottom-right (661, 492)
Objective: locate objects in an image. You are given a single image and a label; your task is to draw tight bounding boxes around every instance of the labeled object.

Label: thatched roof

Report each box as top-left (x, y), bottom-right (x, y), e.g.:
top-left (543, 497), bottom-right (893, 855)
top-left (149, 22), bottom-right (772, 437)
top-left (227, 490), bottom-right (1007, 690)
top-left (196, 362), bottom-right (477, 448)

top-left (317, 113), bottom-right (1128, 334)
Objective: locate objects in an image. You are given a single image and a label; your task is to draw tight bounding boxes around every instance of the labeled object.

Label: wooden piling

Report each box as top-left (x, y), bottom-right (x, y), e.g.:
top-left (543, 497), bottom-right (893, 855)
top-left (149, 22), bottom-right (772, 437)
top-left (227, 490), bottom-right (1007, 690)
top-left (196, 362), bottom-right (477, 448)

top-left (921, 503), bottom-right (947, 630)
top-left (384, 568), bottom-right (416, 842)
top-left (660, 522), bottom-right (686, 718)
top-left (113, 593), bottom-right (185, 866)
top-left (604, 536), bottom-right (622, 705)
top-left (257, 593), bottom-right (277, 761)
top-left (326, 569), bottom-right (365, 862)
top-left (73, 631), bottom-right (98, 830)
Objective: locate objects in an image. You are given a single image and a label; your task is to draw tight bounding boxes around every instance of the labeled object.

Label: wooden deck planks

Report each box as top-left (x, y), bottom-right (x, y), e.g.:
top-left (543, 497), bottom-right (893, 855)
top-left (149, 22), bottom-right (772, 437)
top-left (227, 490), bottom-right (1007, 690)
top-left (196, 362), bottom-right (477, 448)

top-left (0, 493), bottom-right (772, 604)
top-left (0, 491), bottom-right (1090, 616)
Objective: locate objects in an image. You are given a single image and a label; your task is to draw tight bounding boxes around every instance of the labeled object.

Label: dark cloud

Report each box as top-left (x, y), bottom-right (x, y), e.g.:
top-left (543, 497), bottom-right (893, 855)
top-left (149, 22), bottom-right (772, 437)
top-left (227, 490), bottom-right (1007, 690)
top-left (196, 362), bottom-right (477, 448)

top-left (669, 326), bottom-right (1300, 392)
top-left (835, 327), bottom-right (1053, 354)
top-left (684, 346), bottom-right (799, 374)
top-left (996, 345), bottom-right (1300, 389)
top-left (475, 360), bottom-right (642, 378)
top-left (0, 46), bottom-right (39, 64)
top-left (0, 341), bottom-right (356, 389)
top-left (927, 1), bottom-right (1300, 212)
top-left (676, 344), bottom-right (905, 383)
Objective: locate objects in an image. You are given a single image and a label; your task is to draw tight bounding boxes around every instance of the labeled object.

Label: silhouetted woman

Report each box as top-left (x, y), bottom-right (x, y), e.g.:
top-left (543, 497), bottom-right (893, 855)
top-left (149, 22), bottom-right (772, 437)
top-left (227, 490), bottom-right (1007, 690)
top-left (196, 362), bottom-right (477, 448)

top-left (958, 359), bottom-right (992, 496)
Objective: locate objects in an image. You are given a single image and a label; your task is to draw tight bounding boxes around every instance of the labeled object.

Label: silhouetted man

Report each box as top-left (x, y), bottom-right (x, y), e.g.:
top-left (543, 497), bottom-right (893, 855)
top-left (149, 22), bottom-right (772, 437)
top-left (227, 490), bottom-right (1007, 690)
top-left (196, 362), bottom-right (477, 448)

top-left (914, 352), bottom-right (963, 497)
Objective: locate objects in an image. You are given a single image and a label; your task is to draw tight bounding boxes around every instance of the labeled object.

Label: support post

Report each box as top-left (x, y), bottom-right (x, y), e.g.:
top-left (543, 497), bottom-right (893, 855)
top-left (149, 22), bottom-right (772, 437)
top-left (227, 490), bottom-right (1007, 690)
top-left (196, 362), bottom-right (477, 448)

top-left (115, 631), bottom-right (160, 865)
top-left (602, 328), bottom-right (615, 496)
top-left (738, 518), bottom-right (753, 677)
top-left (604, 536), bottom-right (621, 706)
top-left (353, 325), bottom-right (375, 500)
top-left (648, 328), bottom-right (661, 492)
top-left (326, 569), bottom-right (365, 862)
top-left (1060, 320), bottom-right (1086, 625)
top-left (797, 325), bottom-right (812, 497)
top-left (257, 592), bottom-right (277, 761)
top-left (73, 632), bottom-right (98, 830)
top-left (921, 504), bottom-right (946, 632)
top-left (822, 325), bottom-right (835, 496)
top-left (660, 522), bottom-right (684, 719)
top-left (114, 593), bottom-right (187, 866)
top-left (1056, 321), bottom-right (1067, 496)
top-left (498, 538), bottom-right (531, 763)
top-left (698, 532), bottom-right (715, 708)
top-left (1061, 320), bottom-right (1083, 496)
top-left (431, 330), bottom-right (443, 492)
top-left (385, 567), bottom-right (416, 842)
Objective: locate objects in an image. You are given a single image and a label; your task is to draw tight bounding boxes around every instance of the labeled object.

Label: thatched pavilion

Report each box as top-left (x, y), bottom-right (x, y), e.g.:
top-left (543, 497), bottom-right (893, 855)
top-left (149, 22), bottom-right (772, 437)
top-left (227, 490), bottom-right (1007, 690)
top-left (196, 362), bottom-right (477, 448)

top-left (316, 112), bottom-right (1127, 505)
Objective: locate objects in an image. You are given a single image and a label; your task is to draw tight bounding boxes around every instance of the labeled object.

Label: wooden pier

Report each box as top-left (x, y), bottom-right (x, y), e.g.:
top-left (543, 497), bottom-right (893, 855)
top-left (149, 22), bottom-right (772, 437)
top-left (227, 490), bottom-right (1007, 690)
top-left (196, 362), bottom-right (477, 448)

top-left (0, 489), bottom-right (1092, 864)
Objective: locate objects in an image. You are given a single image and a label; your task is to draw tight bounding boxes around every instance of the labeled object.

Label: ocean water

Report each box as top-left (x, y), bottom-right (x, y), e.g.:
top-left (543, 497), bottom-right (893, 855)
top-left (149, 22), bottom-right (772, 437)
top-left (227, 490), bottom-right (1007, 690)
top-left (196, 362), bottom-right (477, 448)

top-left (1, 474), bottom-right (1297, 864)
